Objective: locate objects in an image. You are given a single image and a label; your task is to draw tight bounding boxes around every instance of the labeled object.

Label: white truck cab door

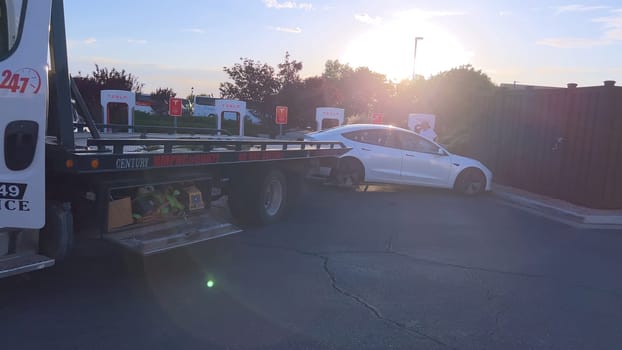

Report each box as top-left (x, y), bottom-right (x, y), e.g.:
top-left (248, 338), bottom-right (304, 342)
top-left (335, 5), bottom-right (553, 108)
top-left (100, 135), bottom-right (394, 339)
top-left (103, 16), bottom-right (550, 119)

top-left (0, 0), bottom-right (52, 229)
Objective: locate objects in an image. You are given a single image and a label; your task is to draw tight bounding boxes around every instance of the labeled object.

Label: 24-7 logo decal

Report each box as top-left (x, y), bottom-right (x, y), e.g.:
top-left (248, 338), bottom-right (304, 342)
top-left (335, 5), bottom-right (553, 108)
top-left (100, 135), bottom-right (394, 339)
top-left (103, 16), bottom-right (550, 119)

top-left (0, 68), bottom-right (41, 94)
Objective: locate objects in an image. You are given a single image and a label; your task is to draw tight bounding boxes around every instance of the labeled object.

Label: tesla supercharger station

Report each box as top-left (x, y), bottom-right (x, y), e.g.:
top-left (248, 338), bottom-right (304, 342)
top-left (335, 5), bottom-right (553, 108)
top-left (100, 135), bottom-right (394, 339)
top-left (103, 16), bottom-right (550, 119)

top-left (101, 90), bottom-right (136, 133)
top-left (215, 99), bottom-right (246, 136)
top-left (316, 107), bottom-right (345, 131)
top-left (407, 113), bottom-right (436, 132)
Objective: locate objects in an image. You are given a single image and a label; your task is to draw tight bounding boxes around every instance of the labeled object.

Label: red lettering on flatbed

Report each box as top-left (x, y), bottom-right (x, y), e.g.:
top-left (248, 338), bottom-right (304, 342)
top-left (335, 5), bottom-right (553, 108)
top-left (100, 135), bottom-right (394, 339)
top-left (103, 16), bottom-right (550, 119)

top-left (153, 154), bottom-right (220, 167)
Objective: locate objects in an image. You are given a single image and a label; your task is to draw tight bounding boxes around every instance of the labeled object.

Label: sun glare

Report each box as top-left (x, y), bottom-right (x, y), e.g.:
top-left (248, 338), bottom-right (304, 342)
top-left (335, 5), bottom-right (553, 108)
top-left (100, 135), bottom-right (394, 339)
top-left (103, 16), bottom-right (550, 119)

top-left (341, 12), bottom-right (473, 81)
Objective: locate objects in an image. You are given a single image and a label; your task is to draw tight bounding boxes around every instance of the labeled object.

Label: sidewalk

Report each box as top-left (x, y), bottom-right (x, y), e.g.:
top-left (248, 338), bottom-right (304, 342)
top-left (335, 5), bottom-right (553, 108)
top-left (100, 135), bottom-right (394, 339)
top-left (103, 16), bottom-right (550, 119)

top-left (492, 184), bottom-right (622, 227)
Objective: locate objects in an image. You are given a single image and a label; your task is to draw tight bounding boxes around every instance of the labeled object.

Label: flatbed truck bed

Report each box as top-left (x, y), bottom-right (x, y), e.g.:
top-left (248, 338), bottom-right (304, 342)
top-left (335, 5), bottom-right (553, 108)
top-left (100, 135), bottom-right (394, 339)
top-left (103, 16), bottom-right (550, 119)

top-left (0, 0), bottom-right (348, 278)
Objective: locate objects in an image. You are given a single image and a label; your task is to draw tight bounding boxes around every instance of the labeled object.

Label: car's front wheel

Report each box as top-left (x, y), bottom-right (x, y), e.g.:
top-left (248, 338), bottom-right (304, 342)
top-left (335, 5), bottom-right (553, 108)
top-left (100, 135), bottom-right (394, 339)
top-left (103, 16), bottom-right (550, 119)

top-left (454, 168), bottom-right (486, 196)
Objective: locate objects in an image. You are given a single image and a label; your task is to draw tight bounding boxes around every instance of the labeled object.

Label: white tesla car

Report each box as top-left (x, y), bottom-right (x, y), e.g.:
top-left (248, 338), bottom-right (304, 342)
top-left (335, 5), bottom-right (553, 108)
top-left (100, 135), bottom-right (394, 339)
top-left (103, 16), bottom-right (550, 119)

top-left (306, 124), bottom-right (492, 195)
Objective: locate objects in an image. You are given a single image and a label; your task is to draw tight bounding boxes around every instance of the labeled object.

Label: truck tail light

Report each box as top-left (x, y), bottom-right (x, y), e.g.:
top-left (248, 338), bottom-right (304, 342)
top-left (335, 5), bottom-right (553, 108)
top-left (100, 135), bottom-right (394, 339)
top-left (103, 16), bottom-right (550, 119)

top-left (90, 159), bottom-right (99, 169)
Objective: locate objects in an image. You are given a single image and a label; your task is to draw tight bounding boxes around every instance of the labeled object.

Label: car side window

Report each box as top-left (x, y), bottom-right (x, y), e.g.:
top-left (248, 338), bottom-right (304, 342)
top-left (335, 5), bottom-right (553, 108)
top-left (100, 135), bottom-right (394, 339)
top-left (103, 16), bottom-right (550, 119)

top-left (384, 131), bottom-right (402, 149)
top-left (343, 130), bottom-right (389, 147)
top-left (397, 131), bottom-right (440, 154)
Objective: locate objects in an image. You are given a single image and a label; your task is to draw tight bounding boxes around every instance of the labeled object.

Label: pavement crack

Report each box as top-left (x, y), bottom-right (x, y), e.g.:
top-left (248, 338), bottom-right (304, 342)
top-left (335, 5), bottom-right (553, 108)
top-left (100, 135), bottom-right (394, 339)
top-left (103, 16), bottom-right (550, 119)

top-left (320, 256), bottom-right (383, 319)
top-left (244, 243), bottom-right (622, 299)
top-left (393, 251), bottom-right (548, 280)
top-left (389, 251), bottom-right (622, 298)
top-left (242, 242), bottom-right (456, 349)
top-left (320, 255), bottom-right (455, 349)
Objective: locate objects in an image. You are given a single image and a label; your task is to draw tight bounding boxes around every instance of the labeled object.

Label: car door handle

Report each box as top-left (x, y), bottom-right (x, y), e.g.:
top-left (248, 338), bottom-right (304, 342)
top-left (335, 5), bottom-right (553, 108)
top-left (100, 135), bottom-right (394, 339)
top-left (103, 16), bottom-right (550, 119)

top-left (405, 154), bottom-right (415, 157)
top-left (361, 148), bottom-right (371, 151)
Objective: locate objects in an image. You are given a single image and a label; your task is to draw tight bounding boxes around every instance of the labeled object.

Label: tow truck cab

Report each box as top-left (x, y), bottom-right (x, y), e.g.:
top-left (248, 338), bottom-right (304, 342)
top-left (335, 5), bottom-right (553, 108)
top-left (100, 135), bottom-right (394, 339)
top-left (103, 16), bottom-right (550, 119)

top-left (0, 0), bottom-right (52, 275)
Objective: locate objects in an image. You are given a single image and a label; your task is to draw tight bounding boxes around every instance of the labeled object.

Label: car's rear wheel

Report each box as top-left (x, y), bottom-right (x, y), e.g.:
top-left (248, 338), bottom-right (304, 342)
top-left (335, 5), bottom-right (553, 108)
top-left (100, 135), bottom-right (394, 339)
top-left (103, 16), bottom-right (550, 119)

top-left (331, 157), bottom-right (364, 189)
top-left (454, 168), bottom-right (486, 196)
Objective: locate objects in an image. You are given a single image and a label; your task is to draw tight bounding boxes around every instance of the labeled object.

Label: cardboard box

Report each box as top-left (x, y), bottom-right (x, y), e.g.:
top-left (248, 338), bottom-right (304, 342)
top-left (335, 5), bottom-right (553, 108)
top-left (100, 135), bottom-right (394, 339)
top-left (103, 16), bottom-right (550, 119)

top-left (182, 186), bottom-right (204, 211)
top-left (108, 197), bottom-right (134, 231)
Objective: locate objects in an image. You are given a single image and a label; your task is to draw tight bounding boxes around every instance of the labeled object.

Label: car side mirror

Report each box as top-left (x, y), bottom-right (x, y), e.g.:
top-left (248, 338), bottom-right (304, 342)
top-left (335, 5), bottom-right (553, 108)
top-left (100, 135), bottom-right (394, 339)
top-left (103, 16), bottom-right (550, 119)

top-left (437, 148), bottom-right (448, 156)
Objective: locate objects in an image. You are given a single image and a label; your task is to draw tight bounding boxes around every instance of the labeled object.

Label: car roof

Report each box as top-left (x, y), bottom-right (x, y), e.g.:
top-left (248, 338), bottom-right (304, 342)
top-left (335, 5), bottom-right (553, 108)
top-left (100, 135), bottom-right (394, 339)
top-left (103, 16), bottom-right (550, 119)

top-left (312, 123), bottom-right (449, 151)
top-left (314, 124), bottom-right (404, 135)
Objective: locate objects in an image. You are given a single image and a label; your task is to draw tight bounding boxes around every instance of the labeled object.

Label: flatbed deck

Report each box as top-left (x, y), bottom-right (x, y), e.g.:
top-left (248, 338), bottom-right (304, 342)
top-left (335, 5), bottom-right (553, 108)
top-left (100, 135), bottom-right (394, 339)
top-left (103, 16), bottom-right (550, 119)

top-left (46, 132), bottom-right (349, 174)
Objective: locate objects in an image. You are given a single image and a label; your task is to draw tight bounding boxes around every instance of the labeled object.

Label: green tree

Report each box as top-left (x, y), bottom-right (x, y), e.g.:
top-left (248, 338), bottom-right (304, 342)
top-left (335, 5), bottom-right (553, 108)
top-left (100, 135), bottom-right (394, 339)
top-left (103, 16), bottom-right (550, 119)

top-left (219, 58), bottom-right (281, 102)
top-left (146, 88), bottom-right (177, 116)
top-left (73, 64), bottom-right (144, 123)
top-left (151, 87), bottom-right (176, 103)
top-left (273, 76), bottom-right (333, 129)
top-left (321, 61), bottom-right (392, 120)
top-left (89, 64), bottom-right (143, 92)
top-left (341, 67), bottom-right (392, 118)
top-left (322, 59), bottom-right (353, 80)
top-left (383, 78), bottom-right (426, 127)
top-left (277, 51), bottom-right (303, 87)
top-left (418, 65), bottom-right (497, 151)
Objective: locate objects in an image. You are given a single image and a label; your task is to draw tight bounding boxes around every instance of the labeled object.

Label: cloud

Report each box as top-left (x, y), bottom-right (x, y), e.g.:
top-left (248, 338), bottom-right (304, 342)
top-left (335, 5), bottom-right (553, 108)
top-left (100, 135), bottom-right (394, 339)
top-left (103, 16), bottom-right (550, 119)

top-left (127, 39), bottom-right (148, 44)
top-left (69, 55), bottom-right (226, 96)
top-left (537, 37), bottom-right (607, 48)
top-left (263, 0), bottom-right (312, 10)
top-left (553, 4), bottom-right (610, 14)
top-left (395, 9), bottom-right (465, 20)
top-left (538, 9), bottom-right (622, 48)
top-left (593, 9), bottom-right (622, 40)
top-left (354, 13), bottom-right (382, 25)
top-left (272, 26), bottom-right (302, 33)
top-left (498, 11), bottom-right (512, 17)
top-left (67, 37), bottom-right (97, 48)
top-left (181, 28), bottom-right (205, 34)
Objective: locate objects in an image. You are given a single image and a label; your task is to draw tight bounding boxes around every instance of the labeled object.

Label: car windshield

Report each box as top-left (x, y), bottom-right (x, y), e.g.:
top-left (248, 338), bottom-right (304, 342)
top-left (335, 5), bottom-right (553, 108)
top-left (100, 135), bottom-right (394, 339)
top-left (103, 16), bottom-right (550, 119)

top-left (3, 2), bottom-right (621, 350)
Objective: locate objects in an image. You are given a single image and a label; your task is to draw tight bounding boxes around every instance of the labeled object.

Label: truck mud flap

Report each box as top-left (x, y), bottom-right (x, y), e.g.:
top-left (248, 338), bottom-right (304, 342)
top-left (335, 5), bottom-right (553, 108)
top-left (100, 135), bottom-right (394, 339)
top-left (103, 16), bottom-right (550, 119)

top-left (103, 210), bottom-right (241, 256)
top-left (0, 253), bottom-right (55, 279)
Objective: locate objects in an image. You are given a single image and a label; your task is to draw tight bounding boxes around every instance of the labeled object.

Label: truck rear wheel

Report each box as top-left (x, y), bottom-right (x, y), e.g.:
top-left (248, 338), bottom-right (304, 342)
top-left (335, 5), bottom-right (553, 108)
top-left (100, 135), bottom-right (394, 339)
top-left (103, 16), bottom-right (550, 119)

top-left (228, 169), bottom-right (288, 226)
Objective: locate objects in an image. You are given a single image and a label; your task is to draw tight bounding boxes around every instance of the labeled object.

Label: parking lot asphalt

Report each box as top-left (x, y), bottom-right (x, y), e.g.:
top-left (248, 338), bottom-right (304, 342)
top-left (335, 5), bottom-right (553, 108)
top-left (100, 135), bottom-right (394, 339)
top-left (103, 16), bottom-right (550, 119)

top-left (1, 184), bottom-right (622, 350)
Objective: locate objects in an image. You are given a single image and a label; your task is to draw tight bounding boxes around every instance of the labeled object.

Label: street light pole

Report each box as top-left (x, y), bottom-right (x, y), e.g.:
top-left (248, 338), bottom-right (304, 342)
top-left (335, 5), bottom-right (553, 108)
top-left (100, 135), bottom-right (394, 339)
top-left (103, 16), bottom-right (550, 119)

top-left (413, 37), bottom-right (424, 80)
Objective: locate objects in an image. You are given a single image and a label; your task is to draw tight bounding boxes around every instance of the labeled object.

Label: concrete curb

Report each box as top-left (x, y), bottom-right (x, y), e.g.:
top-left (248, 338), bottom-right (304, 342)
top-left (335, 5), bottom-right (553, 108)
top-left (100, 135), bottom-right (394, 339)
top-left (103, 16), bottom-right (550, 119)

top-left (492, 184), bottom-right (622, 226)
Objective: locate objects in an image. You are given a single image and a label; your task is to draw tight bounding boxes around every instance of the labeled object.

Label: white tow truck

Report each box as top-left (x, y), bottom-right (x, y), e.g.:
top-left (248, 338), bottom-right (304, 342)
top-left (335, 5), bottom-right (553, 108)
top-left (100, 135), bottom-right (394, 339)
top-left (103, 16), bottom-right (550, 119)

top-left (0, 0), bottom-right (347, 278)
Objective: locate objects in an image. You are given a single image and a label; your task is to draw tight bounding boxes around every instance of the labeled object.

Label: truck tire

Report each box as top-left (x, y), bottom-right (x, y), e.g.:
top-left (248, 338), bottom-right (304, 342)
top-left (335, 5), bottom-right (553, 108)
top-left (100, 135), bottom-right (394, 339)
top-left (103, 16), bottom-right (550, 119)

top-left (39, 201), bottom-right (74, 261)
top-left (228, 187), bottom-right (251, 225)
top-left (228, 169), bottom-right (288, 226)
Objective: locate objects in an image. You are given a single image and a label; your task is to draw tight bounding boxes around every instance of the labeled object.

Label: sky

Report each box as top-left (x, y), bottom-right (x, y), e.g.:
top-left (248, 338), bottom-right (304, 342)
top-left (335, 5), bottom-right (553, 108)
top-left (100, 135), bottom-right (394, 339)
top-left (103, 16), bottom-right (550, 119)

top-left (64, 0), bottom-right (622, 96)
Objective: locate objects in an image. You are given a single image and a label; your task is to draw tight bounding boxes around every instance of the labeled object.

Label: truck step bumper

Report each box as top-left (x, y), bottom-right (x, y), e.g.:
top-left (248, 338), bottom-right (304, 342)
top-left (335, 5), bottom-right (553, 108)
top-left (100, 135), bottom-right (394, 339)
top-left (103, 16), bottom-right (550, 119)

top-left (0, 253), bottom-right (55, 279)
top-left (104, 211), bottom-right (242, 256)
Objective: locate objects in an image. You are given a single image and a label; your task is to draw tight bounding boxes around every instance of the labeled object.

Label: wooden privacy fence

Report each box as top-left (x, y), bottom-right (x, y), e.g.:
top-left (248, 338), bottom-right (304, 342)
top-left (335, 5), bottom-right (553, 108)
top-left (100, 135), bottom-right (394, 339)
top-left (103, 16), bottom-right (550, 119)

top-left (469, 82), bottom-right (622, 209)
